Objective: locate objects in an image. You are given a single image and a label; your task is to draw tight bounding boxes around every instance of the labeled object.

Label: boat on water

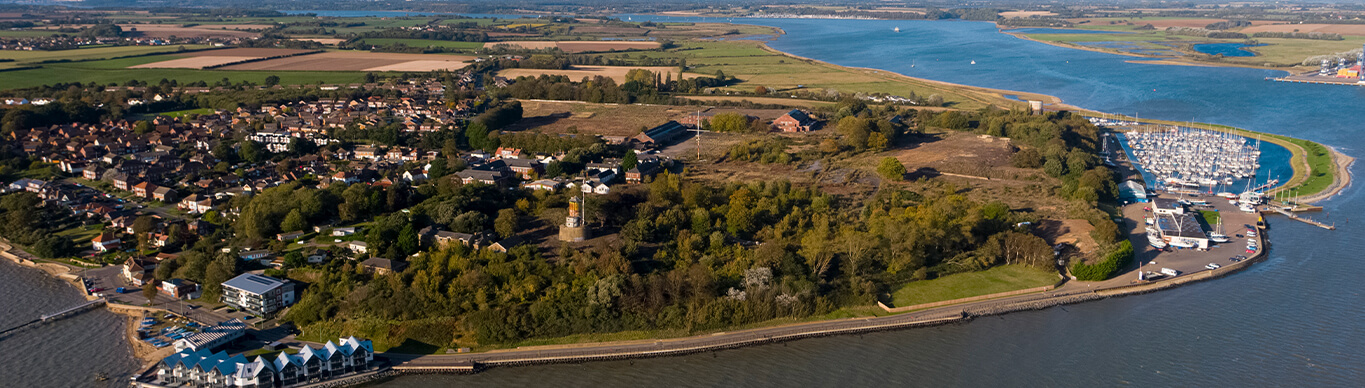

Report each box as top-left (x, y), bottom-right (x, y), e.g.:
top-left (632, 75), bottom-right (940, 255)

top-left (970, 60), bottom-right (976, 65)
top-left (894, 27), bottom-right (900, 32)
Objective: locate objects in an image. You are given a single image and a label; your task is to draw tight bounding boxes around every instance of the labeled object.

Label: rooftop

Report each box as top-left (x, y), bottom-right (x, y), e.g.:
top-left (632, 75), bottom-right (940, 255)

top-left (221, 273), bottom-right (286, 295)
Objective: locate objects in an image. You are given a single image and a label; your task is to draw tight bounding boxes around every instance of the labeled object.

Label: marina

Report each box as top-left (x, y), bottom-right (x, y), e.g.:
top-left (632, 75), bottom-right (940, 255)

top-left (1119, 125), bottom-right (1264, 191)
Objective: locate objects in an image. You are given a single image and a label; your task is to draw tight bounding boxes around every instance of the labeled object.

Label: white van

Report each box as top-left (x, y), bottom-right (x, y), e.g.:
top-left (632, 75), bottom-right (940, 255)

top-left (1161, 268), bottom-right (1181, 277)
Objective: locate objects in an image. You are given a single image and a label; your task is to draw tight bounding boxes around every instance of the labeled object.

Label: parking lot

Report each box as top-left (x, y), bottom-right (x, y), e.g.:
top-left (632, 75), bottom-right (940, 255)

top-left (1122, 193), bottom-right (1266, 281)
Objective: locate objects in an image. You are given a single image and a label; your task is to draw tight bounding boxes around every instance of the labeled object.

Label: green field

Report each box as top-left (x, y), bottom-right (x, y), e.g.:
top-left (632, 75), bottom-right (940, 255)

top-left (591, 40), bottom-right (1029, 110)
top-left (890, 265), bottom-right (1058, 307)
top-left (1014, 22), bottom-right (1365, 67)
top-left (358, 38), bottom-right (484, 49)
top-left (0, 58), bottom-right (368, 90)
top-left (0, 45), bottom-right (211, 65)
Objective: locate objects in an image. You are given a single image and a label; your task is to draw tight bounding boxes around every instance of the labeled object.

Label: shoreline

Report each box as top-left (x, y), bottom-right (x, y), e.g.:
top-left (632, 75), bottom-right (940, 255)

top-left (998, 30), bottom-right (1304, 72)
top-left (0, 242), bottom-right (171, 366)
top-left (384, 223), bottom-right (1272, 374)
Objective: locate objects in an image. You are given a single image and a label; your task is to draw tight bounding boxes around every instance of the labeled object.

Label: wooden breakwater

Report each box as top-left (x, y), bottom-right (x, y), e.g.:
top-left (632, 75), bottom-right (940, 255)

top-left (1268, 207), bottom-right (1336, 230)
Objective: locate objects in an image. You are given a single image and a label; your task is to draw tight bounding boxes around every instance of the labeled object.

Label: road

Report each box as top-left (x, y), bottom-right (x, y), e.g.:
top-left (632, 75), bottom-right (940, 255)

top-left (78, 265), bottom-right (248, 326)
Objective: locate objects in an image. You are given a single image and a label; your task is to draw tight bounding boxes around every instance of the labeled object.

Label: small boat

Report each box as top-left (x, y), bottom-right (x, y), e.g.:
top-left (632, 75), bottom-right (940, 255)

top-left (1148, 234), bottom-right (1168, 249)
top-left (894, 27), bottom-right (900, 32)
top-left (970, 60), bottom-right (977, 65)
top-left (1209, 233), bottom-right (1230, 243)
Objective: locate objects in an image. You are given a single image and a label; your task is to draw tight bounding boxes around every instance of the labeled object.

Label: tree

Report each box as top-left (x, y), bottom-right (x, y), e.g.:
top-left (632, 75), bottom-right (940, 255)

top-left (1043, 158), bottom-right (1066, 178)
top-left (264, 75), bottom-right (280, 86)
top-left (495, 208), bottom-right (518, 239)
top-left (240, 140), bottom-right (268, 163)
top-left (622, 150), bottom-right (638, 171)
top-left (625, 69), bottom-right (655, 86)
top-left (281, 209), bottom-right (307, 233)
top-left (211, 141), bottom-right (238, 163)
top-left (754, 85), bottom-right (768, 94)
top-left (1011, 148), bottom-right (1044, 168)
top-left (877, 157), bottom-right (907, 181)
top-left (283, 251), bottom-right (306, 268)
top-left (397, 224), bottom-right (419, 254)
top-left (709, 113), bottom-right (752, 133)
top-left (836, 116), bottom-right (873, 150)
top-left (143, 282), bottom-right (159, 305)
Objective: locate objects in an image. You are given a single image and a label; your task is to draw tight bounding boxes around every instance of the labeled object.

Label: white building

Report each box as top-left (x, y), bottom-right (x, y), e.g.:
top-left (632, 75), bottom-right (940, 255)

top-left (154, 336), bottom-right (374, 388)
top-left (220, 274), bottom-right (295, 316)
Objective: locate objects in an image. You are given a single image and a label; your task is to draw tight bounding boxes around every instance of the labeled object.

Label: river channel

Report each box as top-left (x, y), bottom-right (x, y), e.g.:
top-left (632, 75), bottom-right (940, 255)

top-left (378, 17), bottom-right (1365, 387)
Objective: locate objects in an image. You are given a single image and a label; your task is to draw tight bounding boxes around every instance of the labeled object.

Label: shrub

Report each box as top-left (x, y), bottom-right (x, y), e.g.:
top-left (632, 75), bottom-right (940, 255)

top-left (1070, 240), bottom-right (1133, 281)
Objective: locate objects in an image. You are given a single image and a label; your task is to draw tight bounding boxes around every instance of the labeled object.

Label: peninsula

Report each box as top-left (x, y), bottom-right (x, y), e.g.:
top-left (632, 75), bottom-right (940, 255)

top-left (0, 5), bottom-right (1351, 387)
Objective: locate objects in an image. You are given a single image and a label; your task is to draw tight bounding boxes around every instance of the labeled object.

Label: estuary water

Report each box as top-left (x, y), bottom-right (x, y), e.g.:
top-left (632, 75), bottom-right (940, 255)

top-left (0, 260), bottom-right (137, 388)
top-left (380, 17), bottom-right (1365, 387)
top-left (2, 16), bottom-right (1360, 387)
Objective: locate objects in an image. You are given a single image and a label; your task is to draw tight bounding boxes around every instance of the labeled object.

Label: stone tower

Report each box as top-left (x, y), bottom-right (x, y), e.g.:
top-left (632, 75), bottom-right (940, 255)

top-left (558, 195), bottom-right (589, 242)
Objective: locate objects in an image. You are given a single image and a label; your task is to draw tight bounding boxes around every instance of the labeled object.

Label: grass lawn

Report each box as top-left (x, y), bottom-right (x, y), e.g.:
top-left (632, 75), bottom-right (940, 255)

top-left (56, 224), bottom-right (106, 243)
top-left (890, 265), bottom-right (1058, 307)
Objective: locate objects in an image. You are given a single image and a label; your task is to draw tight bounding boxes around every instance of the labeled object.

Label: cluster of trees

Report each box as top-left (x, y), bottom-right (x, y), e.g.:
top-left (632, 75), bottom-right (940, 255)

top-left (0, 193), bottom-right (78, 259)
top-left (277, 160), bottom-right (1061, 348)
top-left (1166, 27), bottom-right (1248, 39)
top-left (704, 112), bottom-right (764, 133)
top-left (491, 70), bottom-right (730, 105)
top-left (1252, 31), bottom-right (1344, 40)
top-left (1205, 20), bottom-right (1252, 30)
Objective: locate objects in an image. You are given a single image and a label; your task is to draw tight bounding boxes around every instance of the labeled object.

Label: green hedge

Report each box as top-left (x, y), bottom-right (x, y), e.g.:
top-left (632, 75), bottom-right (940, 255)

top-left (1071, 240), bottom-right (1133, 281)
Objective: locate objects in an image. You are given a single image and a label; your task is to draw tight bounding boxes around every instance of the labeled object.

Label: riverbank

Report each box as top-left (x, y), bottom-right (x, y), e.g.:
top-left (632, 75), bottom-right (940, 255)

top-left (1000, 30), bottom-right (1306, 71)
top-left (383, 221), bottom-right (1271, 373)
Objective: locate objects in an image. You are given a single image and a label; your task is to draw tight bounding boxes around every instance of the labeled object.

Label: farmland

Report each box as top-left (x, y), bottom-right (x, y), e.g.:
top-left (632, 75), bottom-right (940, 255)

top-left (485, 41), bottom-right (662, 53)
top-left (217, 51), bottom-right (475, 72)
top-left (497, 66), bottom-right (703, 83)
top-left (0, 45), bottom-right (212, 69)
top-left (358, 38), bottom-right (485, 50)
top-left (127, 48), bottom-right (314, 69)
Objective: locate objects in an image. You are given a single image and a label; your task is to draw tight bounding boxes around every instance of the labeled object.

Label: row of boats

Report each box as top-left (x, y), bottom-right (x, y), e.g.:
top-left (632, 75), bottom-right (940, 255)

top-left (1125, 126), bottom-right (1262, 189)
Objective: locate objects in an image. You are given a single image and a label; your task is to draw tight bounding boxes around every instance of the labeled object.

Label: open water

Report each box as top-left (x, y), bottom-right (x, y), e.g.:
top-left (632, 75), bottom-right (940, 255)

top-left (379, 17), bottom-right (1365, 387)
top-left (0, 260), bottom-right (137, 388)
top-left (3, 17), bottom-right (1362, 387)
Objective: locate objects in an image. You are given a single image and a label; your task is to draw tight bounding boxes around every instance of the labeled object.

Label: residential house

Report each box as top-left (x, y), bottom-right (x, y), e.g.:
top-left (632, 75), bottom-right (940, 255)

top-left (276, 231), bottom-right (305, 241)
top-left (305, 249), bottom-right (328, 264)
top-left (159, 278), bottom-right (200, 299)
top-left (773, 109), bottom-right (818, 132)
top-left (92, 232), bottom-right (121, 252)
top-left (360, 257), bottom-right (408, 275)
top-left (152, 186), bottom-right (176, 202)
top-left (123, 257), bottom-right (158, 287)
top-left (331, 227), bottom-right (359, 237)
top-left (347, 241), bottom-right (368, 254)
